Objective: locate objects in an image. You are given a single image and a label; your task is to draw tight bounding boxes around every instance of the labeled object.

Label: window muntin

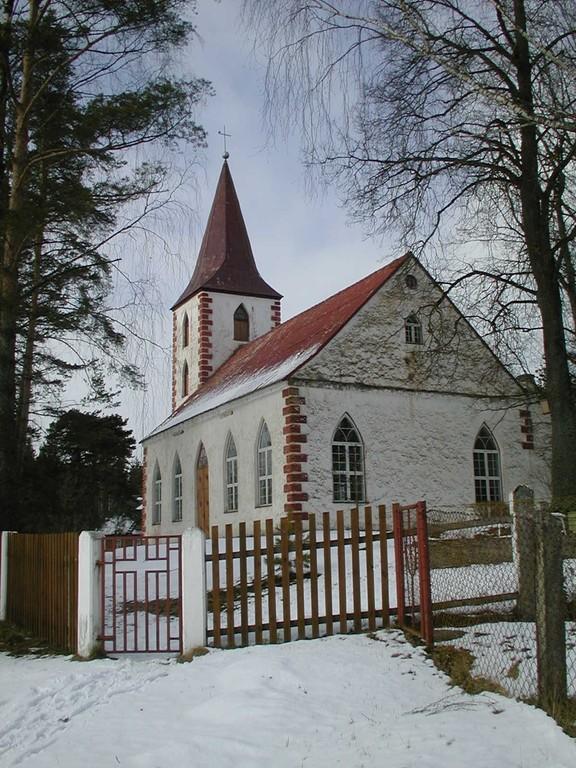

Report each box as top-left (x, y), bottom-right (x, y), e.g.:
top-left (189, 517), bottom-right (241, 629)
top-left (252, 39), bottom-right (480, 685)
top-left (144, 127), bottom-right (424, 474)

top-left (182, 313), bottom-right (189, 348)
top-left (172, 455), bottom-right (183, 522)
top-left (152, 464), bottom-right (162, 524)
top-left (181, 360), bottom-right (189, 398)
top-left (473, 426), bottom-right (502, 502)
top-left (257, 422), bottom-right (272, 506)
top-left (332, 416), bottom-right (365, 503)
top-left (405, 314), bottom-right (423, 345)
top-left (225, 435), bottom-right (238, 513)
top-left (234, 304), bottom-right (249, 342)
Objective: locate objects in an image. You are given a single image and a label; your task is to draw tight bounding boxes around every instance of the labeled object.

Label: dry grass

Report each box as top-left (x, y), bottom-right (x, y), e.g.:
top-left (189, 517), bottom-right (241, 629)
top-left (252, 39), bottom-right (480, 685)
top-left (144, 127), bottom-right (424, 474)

top-left (430, 644), bottom-right (507, 696)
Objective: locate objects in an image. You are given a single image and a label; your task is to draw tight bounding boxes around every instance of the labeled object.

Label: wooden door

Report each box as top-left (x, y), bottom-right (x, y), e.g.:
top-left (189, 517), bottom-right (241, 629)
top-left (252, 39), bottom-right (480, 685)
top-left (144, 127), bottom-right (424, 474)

top-left (196, 444), bottom-right (209, 534)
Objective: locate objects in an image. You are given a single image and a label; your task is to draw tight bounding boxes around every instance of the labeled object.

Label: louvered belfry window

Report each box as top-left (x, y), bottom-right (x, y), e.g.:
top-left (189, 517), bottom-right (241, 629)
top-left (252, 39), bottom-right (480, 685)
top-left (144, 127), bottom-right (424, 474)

top-left (234, 304), bottom-right (249, 341)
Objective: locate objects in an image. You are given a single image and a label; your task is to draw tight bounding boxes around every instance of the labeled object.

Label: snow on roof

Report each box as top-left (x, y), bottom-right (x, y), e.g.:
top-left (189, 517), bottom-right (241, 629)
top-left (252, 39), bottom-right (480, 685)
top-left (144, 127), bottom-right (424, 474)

top-left (147, 254), bottom-right (409, 439)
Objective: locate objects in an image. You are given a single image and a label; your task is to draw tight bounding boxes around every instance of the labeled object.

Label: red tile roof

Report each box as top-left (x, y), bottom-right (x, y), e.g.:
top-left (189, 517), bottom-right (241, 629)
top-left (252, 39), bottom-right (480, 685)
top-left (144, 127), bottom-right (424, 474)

top-left (150, 254), bottom-right (409, 436)
top-left (172, 161), bottom-right (281, 309)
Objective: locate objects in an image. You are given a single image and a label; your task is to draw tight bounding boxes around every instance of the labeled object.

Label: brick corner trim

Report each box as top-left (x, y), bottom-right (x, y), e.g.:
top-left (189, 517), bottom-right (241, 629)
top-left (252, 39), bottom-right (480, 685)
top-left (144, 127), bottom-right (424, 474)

top-left (141, 447), bottom-right (148, 532)
top-left (271, 299), bottom-right (282, 328)
top-left (519, 408), bottom-right (534, 450)
top-left (282, 385), bottom-right (309, 518)
top-left (198, 292), bottom-right (214, 385)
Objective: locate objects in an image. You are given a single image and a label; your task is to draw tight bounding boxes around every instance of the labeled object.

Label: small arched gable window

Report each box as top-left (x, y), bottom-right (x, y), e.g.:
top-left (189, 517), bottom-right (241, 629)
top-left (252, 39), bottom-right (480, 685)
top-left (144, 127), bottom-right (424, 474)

top-left (234, 304), bottom-right (249, 342)
top-left (181, 360), bottom-right (189, 398)
top-left (225, 434), bottom-right (238, 513)
top-left (256, 422), bottom-right (272, 506)
top-left (182, 313), bottom-right (190, 348)
top-left (332, 415), bottom-right (365, 503)
top-left (152, 463), bottom-right (162, 525)
top-left (473, 426), bottom-right (502, 503)
top-left (172, 454), bottom-right (183, 522)
top-left (405, 314), bottom-right (423, 345)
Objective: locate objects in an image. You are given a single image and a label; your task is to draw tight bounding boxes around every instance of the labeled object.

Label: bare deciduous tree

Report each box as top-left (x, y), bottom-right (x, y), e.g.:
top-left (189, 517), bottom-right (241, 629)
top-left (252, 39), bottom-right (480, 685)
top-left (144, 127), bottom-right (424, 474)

top-left (244, 0), bottom-right (576, 506)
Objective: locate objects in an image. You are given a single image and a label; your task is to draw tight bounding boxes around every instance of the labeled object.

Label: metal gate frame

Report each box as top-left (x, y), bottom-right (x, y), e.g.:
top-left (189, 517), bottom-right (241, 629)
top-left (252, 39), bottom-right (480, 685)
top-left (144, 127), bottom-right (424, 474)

top-left (392, 501), bottom-right (433, 645)
top-left (101, 535), bottom-right (182, 654)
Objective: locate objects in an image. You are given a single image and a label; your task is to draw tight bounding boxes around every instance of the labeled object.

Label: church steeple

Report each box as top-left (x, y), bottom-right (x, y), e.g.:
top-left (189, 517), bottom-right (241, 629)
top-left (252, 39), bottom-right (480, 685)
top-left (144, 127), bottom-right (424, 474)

top-left (172, 160), bottom-right (281, 310)
top-left (170, 160), bottom-right (282, 409)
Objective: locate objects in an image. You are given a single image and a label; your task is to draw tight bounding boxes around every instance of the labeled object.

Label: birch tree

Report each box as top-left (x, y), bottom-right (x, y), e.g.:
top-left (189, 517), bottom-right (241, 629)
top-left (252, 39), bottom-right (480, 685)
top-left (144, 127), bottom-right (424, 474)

top-left (245, 0), bottom-right (576, 507)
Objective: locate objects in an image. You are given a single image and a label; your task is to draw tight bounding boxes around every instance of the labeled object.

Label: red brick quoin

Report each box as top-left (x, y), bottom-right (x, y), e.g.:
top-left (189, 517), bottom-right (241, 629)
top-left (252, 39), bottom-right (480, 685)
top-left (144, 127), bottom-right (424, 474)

top-left (141, 447), bottom-right (148, 533)
top-left (519, 408), bottom-right (534, 450)
top-left (271, 299), bottom-right (282, 328)
top-left (282, 385), bottom-right (309, 518)
top-left (171, 313), bottom-right (177, 410)
top-left (198, 292), bottom-right (213, 386)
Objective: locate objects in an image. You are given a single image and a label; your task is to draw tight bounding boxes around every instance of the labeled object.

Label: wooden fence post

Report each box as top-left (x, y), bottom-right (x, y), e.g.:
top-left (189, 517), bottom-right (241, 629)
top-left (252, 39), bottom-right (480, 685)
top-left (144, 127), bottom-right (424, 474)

top-left (77, 531), bottom-right (103, 658)
top-left (510, 486), bottom-right (536, 619)
top-left (181, 527), bottom-right (207, 656)
top-left (0, 531), bottom-right (10, 622)
top-left (534, 509), bottom-right (567, 711)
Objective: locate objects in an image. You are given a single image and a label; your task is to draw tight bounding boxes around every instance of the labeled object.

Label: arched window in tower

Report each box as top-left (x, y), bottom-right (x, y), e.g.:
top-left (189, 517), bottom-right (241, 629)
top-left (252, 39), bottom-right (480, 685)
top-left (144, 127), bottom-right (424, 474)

top-left (181, 360), bottom-right (189, 398)
top-left (234, 304), bottom-right (249, 342)
top-left (256, 422), bottom-right (272, 506)
top-left (473, 426), bottom-right (502, 503)
top-left (405, 314), bottom-right (423, 345)
top-left (332, 415), bottom-right (365, 503)
top-left (152, 463), bottom-right (162, 525)
top-left (172, 454), bottom-right (183, 522)
top-left (182, 312), bottom-right (189, 348)
top-left (225, 434), bottom-right (238, 513)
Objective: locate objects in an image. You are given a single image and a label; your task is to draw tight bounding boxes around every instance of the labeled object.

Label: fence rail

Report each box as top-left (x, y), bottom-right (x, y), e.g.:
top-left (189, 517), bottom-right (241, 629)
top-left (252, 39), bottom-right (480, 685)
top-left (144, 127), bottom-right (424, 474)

top-left (206, 506), bottom-right (390, 648)
top-left (6, 532), bottom-right (79, 653)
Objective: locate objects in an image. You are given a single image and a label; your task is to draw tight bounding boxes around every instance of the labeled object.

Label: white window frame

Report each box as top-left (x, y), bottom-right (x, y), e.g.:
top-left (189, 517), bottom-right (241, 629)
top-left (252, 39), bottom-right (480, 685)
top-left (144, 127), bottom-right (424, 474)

top-left (332, 415), bottom-right (365, 503)
top-left (256, 422), bottom-right (273, 506)
top-left (405, 314), bottom-right (423, 345)
top-left (152, 464), bottom-right (162, 525)
top-left (173, 455), bottom-right (183, 522)
top-left (225, 434), bottom-right (239, 513)
top-left (473, 426), bottom-right (503, 503)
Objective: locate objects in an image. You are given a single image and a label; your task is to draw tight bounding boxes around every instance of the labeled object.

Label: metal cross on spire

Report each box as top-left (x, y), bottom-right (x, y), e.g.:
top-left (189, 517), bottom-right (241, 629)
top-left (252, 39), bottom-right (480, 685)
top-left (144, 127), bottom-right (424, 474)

top-left (218, 126), bottom-right (231, 159)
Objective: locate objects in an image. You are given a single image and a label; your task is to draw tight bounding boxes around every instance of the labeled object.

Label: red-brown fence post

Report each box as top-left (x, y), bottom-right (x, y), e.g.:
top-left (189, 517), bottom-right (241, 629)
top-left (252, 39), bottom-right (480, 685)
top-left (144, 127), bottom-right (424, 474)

top-left (416, 501), bottom-right (433, 646)
top-left (392, 503), bottom-right (405, 627)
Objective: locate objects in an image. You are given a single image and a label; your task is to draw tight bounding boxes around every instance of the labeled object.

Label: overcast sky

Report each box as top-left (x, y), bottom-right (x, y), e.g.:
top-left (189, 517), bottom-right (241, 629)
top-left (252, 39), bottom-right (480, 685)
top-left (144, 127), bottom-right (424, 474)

top-left (112, 1), bottom-right (396, 446)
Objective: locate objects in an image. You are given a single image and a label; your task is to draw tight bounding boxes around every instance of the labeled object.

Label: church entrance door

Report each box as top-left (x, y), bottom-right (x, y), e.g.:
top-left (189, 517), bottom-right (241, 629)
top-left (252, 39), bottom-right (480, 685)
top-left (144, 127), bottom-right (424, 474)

top-left (196, 444), bottom-right (209, 534)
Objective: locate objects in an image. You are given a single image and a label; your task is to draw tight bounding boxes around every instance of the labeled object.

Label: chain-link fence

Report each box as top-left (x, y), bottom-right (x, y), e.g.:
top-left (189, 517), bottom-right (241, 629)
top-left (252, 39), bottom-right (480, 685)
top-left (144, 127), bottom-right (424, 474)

top-left (428, 494), bottom-right (575, 711)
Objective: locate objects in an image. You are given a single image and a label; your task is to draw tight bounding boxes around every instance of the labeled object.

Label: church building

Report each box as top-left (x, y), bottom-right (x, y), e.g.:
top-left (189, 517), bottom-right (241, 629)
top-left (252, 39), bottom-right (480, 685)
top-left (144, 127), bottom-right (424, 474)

top-left (141, 159), bottom-right (550, 534)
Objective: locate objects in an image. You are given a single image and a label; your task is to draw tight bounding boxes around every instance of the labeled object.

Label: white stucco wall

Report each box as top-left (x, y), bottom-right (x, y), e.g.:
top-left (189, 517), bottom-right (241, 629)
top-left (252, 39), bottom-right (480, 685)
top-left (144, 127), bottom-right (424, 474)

top-left (298, 258), bottom-right (517, 397)
top-left (173, 295), bottom-right (200, 404)
top-left (144, 383), bottom-right (286, 535)
top-left (298, 383), bottom-right (550, 518)
top-left (209, 292), bottom-right (278, 373)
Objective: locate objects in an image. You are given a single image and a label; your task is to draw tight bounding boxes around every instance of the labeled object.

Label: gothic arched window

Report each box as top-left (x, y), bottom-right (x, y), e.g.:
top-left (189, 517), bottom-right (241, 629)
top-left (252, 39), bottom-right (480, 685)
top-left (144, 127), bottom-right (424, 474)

top-left (405, 314), bottom-right (423, 345)
top-left (182, 313), bottom-right (189, 348)
top-left (473, 426), bottom-right (502, 502)
top-left (225, 434), bottom-right (238, 512)
top-left (256, 422), bottom-right (272, 506)
top-left (234, 304), bottom-right (249, 342)
top-left (172, 454), bottom-right (183, 522)
top-left (152, 463), bottom-right (162, 525)
top-left (181, 360), bottom-right (189, 398)
top-left (332, 416), bottom-right (365, 503)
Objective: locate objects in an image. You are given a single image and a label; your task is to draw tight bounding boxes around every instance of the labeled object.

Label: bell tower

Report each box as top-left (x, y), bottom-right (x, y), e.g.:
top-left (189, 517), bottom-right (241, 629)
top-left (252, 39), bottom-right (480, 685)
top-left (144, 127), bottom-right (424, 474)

top-left (171, 159), bottom-right (282, 410)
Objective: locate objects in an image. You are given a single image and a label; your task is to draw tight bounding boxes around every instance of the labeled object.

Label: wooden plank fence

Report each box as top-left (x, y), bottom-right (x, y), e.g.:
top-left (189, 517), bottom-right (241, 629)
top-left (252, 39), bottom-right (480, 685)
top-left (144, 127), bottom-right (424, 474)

top-left (6, 532), bottom-right (79, 653)
top-left (206, 506), bottom-right (390, 648)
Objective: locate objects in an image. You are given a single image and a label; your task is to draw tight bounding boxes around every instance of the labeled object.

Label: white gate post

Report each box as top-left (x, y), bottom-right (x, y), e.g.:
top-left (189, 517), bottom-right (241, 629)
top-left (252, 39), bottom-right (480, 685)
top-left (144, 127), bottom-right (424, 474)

top-left (77, 531), bottom-right (103, 658)
top-left (0, 531), bottom-right (12, 621)
top-left (181, 527), bottom-right (207, 656)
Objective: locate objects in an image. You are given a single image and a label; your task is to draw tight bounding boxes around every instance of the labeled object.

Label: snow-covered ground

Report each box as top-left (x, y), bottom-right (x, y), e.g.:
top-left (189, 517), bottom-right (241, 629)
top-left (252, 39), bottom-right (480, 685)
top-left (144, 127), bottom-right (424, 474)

top-left (1, 630), bottom-right (575, 768)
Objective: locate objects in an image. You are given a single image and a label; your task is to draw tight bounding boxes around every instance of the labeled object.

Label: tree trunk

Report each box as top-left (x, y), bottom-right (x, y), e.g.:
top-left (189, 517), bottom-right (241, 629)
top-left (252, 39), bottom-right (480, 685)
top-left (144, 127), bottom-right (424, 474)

top-left (514, 0), bottom-right (576, 506)
top-left (0, 0), bottom-right (38, 529)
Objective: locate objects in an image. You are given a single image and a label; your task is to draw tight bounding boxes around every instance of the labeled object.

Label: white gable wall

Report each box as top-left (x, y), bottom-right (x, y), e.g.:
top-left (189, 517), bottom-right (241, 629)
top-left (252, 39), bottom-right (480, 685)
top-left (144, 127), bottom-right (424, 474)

top-left (144, 383), bottom-right (285, 535)
top-left (298, 258), bottom-right (517, 397)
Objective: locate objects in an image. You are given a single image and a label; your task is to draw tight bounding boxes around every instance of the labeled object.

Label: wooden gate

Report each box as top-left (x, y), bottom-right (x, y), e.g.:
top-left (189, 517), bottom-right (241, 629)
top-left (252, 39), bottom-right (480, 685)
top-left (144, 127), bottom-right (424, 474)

top-left (392, 501), bottom-right (433, 645)
top-left (101, 535), bottom-right (182, 654)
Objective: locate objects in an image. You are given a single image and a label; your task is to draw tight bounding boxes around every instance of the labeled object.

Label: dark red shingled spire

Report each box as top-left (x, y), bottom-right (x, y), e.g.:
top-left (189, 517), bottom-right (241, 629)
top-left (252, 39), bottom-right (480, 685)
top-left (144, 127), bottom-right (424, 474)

top-left (172, 160), bottom-right (281, 309)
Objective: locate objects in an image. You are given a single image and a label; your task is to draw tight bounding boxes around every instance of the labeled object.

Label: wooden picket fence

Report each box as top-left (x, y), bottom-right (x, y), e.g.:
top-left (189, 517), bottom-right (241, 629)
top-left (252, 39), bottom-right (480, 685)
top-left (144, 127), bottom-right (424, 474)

top-left (206, 506), bottom-right (391, 648)
top-left (6, 532), bottom-right (79, 653)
